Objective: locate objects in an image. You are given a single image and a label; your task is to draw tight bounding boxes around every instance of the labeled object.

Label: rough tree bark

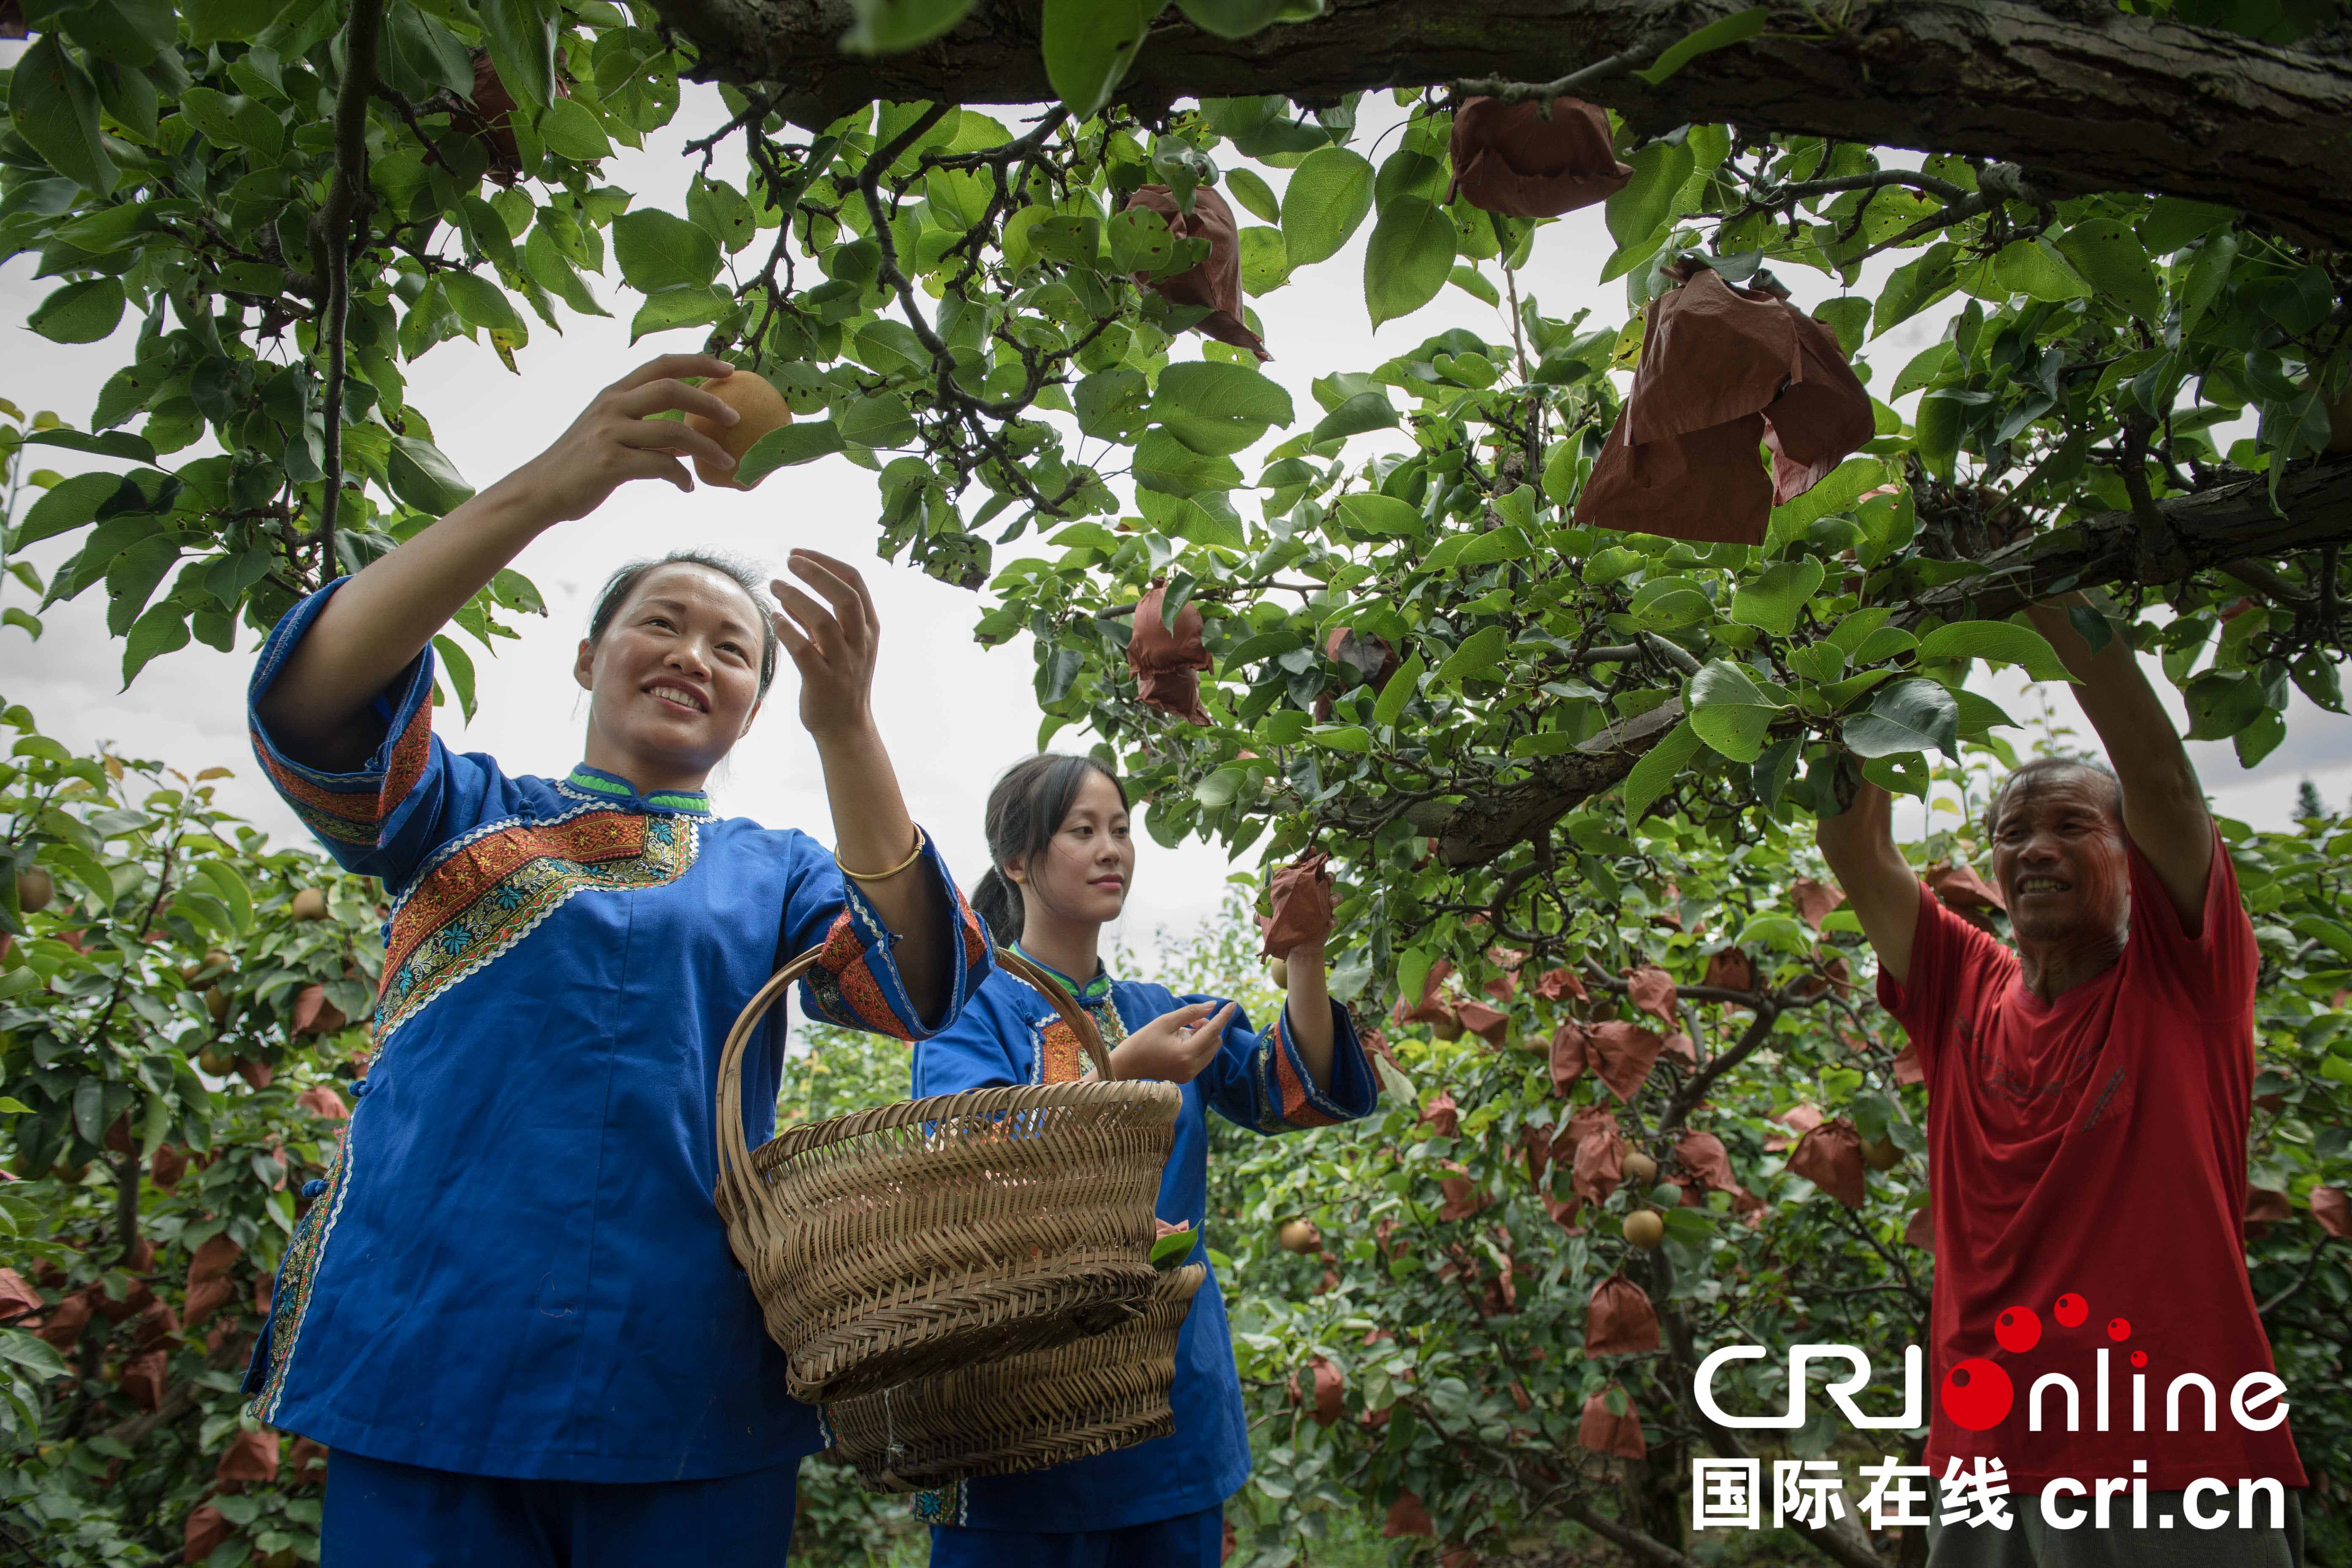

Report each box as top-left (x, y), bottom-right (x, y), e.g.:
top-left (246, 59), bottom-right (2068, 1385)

top-left (652, 0), bottom-right (2352, 249)
top-left (1434, 452), bottom-right (2352, 868)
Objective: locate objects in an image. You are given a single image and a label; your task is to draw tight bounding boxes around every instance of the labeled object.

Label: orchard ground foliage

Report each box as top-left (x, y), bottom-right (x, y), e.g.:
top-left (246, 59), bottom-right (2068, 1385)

top-left (5, 0), bottom-right (2352, 1561)
top-left (0, 706), bottom-right (382, 1567)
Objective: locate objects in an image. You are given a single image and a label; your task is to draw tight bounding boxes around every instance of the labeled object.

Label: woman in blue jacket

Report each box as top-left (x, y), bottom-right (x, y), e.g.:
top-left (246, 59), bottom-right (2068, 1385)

top-left (911, 753), bottom-right (1378, 1567)
top-left (242, 353), bottom-right (991, 1565)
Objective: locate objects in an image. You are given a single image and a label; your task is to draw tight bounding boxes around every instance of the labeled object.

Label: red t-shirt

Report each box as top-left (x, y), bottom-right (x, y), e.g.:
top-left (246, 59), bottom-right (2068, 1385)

top-left (1878, 825), bottom-right (2306, 1494)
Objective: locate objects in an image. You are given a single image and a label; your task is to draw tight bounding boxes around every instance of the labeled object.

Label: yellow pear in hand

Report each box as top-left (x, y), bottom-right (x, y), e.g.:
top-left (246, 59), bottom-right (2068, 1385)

top-left (687, 372), bottom-right (793, 490)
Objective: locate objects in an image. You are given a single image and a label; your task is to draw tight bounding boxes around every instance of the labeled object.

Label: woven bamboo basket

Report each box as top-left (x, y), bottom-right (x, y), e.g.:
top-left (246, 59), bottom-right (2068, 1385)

top-left (822, 1260), bottom-right (1208, 1492)
top-left (715, 947), bottom-right (1179, 1402)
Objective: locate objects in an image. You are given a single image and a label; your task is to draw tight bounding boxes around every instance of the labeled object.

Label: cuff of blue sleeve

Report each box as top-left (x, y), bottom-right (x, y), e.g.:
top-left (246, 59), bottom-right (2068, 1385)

top-left (1274, 998), bottom-right (1378, 1125)
top-left (246, 578), bottom-right (437, 849)
top-left (797, 828), bottom-right (993, 1041)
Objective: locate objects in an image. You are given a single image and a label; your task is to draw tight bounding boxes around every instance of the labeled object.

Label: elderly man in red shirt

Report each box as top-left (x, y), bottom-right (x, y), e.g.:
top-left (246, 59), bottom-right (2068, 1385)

top-left (1817, 593), bottom-right (2308, 1567)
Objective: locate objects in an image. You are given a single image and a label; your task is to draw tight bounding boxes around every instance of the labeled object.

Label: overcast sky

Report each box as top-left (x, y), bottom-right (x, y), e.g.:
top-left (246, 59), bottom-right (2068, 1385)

top-left (3, 77), bottom-right (2346, 969)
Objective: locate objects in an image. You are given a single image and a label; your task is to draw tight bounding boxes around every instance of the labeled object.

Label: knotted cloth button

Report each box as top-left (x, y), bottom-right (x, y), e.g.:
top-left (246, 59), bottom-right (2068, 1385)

top-left (301, 1179), bottom-right (327, 1200)
top-left (351, 1077), bottom-right (374, 1098)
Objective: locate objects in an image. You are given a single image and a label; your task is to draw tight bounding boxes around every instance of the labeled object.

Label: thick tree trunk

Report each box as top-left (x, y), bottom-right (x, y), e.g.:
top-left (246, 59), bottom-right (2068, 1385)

top-left (653, 0), bottom-right (2352, 249)
top-left (1435, 452), bottom-right (2352, 868)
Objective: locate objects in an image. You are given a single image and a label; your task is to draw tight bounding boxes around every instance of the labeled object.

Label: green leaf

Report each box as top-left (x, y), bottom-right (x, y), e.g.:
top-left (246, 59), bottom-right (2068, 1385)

top-left (120, 601), bottom-right (189, 686)
top-left (734, 420), bottom-right (846, 485)
top-left (481, 0), bottom-right (557, 113)
top-left (1150, 361), bottom-right (1295, 455)
top-left (0, 1331), bottom-right (72, 1381)
top-left (1225, 166), bottom-right (1280, 224)
top-left (1309, 724), bottom-right (1372, 752)
top-left (1363, 196), bottom-right (1454, 329)
top-left (839, 395), bottom-right (917, 449)
top-left (1622, 717), bottom-right (1703, 823)
top-left (188, 858), bottom-right (253, 934)
top-left (9, 36), bottom-right (117, 195)
top-left (1281, 146), bottom-right (1374, 267)
top-left (1074, 368), bottom-right (1150, 440)
top-left (1108, 207), bottom-right (1179, 276)
top-left (28, 278), bottom-right (126, 345)
top-left (2055, 219), bottom-right (2163, 321)
top-left (1149, 1227), bottom-right (1198, 1266)
top-left (1312, 390), bottom-right (1398, 444)
top-left (1687, 660), bottom-right (1781, 763)
top-left (1133, 429), bottom-right (1243, 497)
top-left (1842, 677), bottom-right (1959, 759)
top-left (1915, 621), bottom-right (2075, 683)
top-left (1991, 237), bottom-right (2090, 302)
top-left (1335, 492), bottom-right (1421, 538)
top-left (386, 436), bottom-right (477, 516)
top-left (2137, 196), bottom-right (2234, 256)
top-left (18, 472), bottom-right (122, 546)
top-left (432, 632), bottom-right (479, 721)
top-left (1890, 343), bottom-right (1955, 400)
top-left (844, 0), bottom-right (978, 52)
top-left (1631, 5), bottom-right (1769, 84)
top-left (628, 285), bottom-right (732, 343)
top-left (1434, 625), bottom-right (1507, 685)
top-left (1914, 392), bottom-right (1966, 483)
top-left (525, 225), bottom-right (610, 316)
top-left (612, 208), bottom-right (723, 294)
top-left (441, 271), bottom-right (525, 333)
top-left (1605, 139), bottom-right (1693, 249)
top-left (1729, 559), bottom-right (1824, 639)
top-left (1042, 0), bottom-right (1154, 118)
top-left (1372, 650), bottom-right (1424, 727)
top-left (1448, 264), bottom-right (1500, 307)
top-left (1238, 226), bottom-right (1290, 294)
top-left (537, 97), bottom-right (612, 162)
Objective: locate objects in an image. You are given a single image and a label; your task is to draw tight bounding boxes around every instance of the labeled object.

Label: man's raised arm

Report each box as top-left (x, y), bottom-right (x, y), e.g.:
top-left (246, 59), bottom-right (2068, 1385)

top-left (2023, 594), bottom-right (2213, 931)
top-left (1816, 778), bottom-right (1925, 987)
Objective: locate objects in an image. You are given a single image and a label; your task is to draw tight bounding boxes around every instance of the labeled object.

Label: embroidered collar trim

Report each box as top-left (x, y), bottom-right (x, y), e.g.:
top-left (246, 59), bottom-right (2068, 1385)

top-left (1011, 942), bottom-right (1113, 1006)
top-left (564, 764), bottom-right (711, 815)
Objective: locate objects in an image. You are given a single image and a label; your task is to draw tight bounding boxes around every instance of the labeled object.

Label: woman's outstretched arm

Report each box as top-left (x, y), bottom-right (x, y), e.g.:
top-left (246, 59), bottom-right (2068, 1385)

top-left (774, 547), bottom-right (955, 1026)
top-left (254, 354), bottom-right (746, 770)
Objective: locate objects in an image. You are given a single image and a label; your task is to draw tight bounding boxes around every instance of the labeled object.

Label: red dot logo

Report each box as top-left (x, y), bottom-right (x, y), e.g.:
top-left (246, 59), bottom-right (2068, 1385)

top-left (1994, 1306), bottom-right (2041, 1354)
top-left (2107, 1317), bottom-right (2132, 1342)
top-left (1941, 1358), bottom-right (2014, 1432)
top-left (2053, 1293), bottom-right (2088, 1328)
top-left (2131, 1350), bottom-right (2148, 1369)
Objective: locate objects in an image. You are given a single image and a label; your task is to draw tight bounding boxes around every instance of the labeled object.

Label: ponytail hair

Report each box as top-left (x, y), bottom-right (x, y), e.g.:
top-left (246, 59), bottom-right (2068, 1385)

top-left (974, 754), bottom-right (1128, 945)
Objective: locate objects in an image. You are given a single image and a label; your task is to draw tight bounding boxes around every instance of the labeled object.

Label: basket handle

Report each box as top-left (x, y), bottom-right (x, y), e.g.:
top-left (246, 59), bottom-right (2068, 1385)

top-left (713, 944), bottom-right (829, 1261)
top-left (994, 948), bottom-right (1114, 1081)
top-left (712, 943), bottom-right (1118, 1255)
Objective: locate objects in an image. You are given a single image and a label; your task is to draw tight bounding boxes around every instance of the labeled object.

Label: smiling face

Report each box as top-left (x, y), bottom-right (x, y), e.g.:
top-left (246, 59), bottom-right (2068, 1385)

top-left (1990, 763), bottom-right (2129, 947)
top-left (574, 563), bottom-right (768, 787)
top-left (1007, 769), bottom-right (1134, 931)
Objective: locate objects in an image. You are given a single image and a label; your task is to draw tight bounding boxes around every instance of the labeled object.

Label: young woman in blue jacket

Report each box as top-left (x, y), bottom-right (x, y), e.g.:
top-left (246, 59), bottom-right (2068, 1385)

top-left (242, 353), bottom-right (991, 1565)
top-left (909, 754), bottom-right (1378, 1567)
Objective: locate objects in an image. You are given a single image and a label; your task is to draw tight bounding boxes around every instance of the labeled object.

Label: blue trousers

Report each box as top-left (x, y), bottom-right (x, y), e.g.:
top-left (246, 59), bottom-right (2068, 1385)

top-left (321, 1450), bottom-right (798, 1567)
top-left (929, 1506), bottom-right (1222, 1568)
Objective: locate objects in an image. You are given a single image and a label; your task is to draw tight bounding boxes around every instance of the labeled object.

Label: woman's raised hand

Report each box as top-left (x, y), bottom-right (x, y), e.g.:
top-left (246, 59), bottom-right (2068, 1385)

top-left (770, 549), bottom-right (882, 746)
top-left (503, 354), bottom-right (747, 525)
top-left (1108, 1001), bottom-right (1236, 1085)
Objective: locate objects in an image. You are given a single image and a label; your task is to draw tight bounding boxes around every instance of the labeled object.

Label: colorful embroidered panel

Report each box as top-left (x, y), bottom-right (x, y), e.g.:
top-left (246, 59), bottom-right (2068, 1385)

top-left (249, 1122), bottom-right (351, 1421)
top-left (373, 808), bottom-right (697, 1049)
top-left (250, 698), bottom-right (434, 848)
top-left (1038, 993), bottom-right (1127, 1085)
top-left (806, 902), bottom-right (907, 1040)
top-left (805, 873), bottom-right (993, 1039)
top-left (1249, 1008), bottom-right (1344, 1132)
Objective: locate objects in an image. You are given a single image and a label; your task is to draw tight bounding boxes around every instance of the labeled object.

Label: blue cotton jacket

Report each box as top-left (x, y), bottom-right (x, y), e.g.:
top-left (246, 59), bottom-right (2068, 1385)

top-left (899, 953), bottom-right (1377, 1531)
top-left (240, 580), bottom-right (993, 1481)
